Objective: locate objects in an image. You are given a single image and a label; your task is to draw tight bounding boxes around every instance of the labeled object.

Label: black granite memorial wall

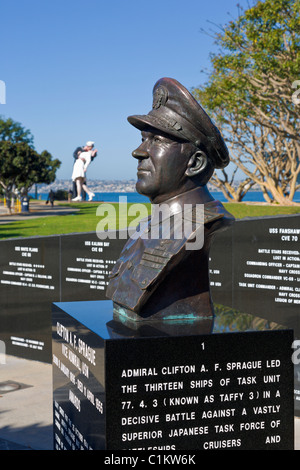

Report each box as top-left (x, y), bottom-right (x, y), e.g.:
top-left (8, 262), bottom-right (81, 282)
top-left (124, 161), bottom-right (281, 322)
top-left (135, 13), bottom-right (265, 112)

top-left (0, 233), bottom-right (126, 362)
top-left (210, 214), bottom-right (300, 335)
top-left (0, 236), bottom-right (61, 362)
top-left (52, 300), bottom-right (294, 450)
top-left (1, 214), bottom-right (299, 363)
top-left (60, 231), bottom-right (127, 302)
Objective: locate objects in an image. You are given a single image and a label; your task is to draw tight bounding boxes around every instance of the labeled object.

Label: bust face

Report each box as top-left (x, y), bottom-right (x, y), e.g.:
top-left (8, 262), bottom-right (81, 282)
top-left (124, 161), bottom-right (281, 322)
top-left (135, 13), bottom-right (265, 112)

top-left (132, 129), bottom-right (195, 204)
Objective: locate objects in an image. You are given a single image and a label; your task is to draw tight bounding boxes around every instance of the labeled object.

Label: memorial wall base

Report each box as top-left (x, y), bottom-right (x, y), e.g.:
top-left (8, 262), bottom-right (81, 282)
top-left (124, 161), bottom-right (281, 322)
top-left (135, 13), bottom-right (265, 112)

top-left (52, 300), bottom-right (294, 450)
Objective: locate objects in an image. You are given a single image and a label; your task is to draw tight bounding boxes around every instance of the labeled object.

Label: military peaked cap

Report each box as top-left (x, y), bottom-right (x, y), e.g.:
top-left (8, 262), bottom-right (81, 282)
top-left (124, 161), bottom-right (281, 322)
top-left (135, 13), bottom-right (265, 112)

top-left (128, 77), bottom-right (229, 169)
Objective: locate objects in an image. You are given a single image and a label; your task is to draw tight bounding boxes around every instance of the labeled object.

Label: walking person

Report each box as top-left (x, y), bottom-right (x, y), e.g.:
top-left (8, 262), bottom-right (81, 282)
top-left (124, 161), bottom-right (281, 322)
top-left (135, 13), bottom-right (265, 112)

top-left (46, 189), bottom-right (55, 207)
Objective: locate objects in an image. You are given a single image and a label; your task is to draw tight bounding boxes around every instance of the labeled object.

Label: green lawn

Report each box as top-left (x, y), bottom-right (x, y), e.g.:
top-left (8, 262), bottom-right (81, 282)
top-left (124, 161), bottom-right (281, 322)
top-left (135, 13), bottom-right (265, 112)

top-left (223, 202), bottom-right (300, 219)
top-left (0, 201), bottom-right (299, 240)
top-left (0, 202), bottom-right (152, 239)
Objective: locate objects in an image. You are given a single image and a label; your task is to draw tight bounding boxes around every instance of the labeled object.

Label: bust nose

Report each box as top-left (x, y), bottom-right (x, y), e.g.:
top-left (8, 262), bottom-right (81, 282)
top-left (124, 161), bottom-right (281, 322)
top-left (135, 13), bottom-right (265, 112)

top-left (132, 148), bottom-right (149, 160)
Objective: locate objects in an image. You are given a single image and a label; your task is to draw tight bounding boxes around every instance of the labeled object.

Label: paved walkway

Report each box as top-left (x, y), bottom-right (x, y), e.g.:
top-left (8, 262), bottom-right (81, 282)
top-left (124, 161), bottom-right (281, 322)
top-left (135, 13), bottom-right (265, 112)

top-left (0, 355), bottom-right (300, 450)
top-left (0, 200), bottom-right (79, 224)
top-left (0, 355), bottom-right (53, 450)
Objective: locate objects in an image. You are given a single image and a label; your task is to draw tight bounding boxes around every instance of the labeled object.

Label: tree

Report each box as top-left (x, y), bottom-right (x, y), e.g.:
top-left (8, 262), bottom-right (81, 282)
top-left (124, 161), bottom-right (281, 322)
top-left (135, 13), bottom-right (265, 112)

top-left (209, 166), bottom-right (256, 202)
top-left (0, 141), bottom-right (61, 195)
top-left (0, 116), bottom-right (34, 146)
top-left (193, 0), bottom-right (300, 204)
top-left (0, 117), bottom-right (61, 195)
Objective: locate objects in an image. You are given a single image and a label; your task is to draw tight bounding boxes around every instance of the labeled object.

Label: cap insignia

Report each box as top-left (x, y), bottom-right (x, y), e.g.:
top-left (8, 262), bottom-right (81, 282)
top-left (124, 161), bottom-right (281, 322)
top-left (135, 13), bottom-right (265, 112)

top-left (152, 86), bottom-right (168, 109)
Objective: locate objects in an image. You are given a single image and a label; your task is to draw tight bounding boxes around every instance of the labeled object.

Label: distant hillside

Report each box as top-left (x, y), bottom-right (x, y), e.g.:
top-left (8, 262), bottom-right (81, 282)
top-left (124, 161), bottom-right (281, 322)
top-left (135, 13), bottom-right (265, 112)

top-left (35, 179), bottom-right (137, 193)
top-left (35, 179), bottom-right (262, 194)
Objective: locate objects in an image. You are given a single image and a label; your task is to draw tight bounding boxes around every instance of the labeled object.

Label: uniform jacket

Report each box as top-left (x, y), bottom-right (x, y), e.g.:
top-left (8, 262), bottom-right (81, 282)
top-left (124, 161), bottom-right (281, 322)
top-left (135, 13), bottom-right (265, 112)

top-left (106, 196), bottom-right (234, 321)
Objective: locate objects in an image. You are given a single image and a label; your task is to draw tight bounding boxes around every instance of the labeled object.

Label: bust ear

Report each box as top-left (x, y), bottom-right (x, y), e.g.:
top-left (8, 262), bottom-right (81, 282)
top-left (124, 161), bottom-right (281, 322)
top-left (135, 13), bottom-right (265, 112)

top-left (185, 151), bottom-right (208, 177)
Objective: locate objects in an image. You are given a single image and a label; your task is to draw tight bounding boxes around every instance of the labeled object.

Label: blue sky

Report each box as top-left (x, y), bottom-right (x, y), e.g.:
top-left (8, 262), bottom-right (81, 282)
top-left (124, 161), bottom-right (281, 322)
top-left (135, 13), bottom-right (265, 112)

top-left (1, 0), bottom-right (251, 182)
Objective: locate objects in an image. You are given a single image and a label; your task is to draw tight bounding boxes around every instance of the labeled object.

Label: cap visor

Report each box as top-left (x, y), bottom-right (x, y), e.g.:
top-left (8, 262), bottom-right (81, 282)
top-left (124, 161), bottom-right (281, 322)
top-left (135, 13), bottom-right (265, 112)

top-left (127, 114), bottom-right (183, 140)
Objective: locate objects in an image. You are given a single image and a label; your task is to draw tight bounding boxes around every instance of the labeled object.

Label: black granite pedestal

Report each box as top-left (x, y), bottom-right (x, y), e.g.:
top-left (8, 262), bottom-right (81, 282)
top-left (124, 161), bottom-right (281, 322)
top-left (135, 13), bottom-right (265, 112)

top-left (52, 300), bottom-right (294, 450)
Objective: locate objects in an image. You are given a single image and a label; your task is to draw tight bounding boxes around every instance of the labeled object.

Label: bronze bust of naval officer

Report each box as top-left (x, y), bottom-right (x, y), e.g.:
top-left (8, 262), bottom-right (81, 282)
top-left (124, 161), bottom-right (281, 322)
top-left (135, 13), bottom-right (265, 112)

top-left (106, 78), bottom-right (234, 324)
